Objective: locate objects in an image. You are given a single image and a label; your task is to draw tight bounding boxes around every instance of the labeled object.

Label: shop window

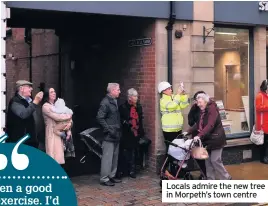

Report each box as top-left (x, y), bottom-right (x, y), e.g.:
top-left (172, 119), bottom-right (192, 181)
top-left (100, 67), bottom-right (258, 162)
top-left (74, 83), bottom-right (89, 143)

top-left (214, 27), bottom-right (249, 136)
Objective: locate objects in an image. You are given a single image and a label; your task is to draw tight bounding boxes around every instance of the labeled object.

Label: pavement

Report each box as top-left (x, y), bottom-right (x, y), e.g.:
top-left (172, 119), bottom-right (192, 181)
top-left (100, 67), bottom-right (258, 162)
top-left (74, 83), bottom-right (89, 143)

top-left (72, 161), bottom-right (268, 206)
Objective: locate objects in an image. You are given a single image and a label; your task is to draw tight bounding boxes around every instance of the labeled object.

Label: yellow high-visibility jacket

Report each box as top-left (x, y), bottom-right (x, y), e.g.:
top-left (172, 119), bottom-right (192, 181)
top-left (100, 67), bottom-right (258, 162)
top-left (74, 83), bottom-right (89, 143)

top-left (160, 93), bottom-right (189, 132)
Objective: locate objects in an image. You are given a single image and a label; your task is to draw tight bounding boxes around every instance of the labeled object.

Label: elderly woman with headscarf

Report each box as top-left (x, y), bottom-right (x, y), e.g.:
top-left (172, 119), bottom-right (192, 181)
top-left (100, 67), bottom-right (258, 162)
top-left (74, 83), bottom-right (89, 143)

top-left (186, 93), bottom-right (232, 180)
top-left (117, 88), bottom-right (145, 178)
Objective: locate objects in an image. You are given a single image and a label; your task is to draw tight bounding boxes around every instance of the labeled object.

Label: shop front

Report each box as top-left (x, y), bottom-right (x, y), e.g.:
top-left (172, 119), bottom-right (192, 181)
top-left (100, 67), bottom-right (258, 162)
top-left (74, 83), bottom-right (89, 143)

top-left (213, 2), bottom-right (267, 142)
top-left (155, 1), bottom-right (268, 170)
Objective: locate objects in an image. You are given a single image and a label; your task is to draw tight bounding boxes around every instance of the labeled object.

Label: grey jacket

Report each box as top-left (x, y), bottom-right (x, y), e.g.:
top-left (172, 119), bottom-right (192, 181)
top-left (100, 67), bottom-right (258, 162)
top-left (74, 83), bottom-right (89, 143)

top-left (96, 95), bottom-right (121, 142)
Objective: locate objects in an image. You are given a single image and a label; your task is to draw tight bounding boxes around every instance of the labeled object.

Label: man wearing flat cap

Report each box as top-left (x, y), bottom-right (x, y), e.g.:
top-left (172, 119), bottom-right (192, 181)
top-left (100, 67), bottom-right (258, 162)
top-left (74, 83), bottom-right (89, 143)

top-left (6, 80), bottom-right (44, 147)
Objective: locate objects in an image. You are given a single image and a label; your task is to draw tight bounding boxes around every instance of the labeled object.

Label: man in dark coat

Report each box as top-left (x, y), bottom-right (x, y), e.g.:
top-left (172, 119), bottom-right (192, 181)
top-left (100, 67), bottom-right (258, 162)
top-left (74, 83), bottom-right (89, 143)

top-left (6, 80), bottom-right (43, 148)
top-left (118, 88), bottom-right (145, 178)
top-left (96, 83), bottom-right (122, 186)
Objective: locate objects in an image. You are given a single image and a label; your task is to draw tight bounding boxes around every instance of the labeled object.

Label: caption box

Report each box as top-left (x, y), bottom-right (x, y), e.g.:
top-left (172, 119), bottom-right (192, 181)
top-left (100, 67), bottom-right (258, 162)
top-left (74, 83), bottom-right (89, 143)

top-left (162, 180), bottom-right (268, 203)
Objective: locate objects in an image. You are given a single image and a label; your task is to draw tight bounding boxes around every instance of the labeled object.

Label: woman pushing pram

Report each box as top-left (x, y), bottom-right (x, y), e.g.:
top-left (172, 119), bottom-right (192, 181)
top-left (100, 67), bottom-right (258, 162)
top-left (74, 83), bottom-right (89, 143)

top-left (160, 93), bottom-right (232, 183)
top-left (185, 93), bottom-right (232, 180)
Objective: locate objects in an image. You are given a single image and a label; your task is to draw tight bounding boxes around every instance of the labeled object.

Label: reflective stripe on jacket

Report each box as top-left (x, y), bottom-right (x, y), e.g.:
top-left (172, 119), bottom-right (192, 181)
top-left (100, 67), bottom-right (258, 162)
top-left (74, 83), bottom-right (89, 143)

top-left (160, 93), bottom-right (189, 132)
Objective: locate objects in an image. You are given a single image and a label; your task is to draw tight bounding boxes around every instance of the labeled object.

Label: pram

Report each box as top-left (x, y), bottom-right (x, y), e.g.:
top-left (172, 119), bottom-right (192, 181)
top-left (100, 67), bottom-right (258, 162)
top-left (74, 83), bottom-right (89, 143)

top-left (160, 134), bottom-right (207, 186)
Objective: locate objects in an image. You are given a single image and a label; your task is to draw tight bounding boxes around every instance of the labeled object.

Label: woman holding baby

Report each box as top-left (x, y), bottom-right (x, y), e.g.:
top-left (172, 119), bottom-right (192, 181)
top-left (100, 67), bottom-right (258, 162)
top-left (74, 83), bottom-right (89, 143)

top-left (41, 88), bottom-right (74, 164)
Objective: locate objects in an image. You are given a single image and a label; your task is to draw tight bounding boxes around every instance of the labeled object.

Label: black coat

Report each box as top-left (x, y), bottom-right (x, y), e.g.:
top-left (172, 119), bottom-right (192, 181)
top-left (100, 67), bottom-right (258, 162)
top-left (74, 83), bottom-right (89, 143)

top-left (34, 105), bottom-right (45, 145)
top-left (96, 95), bottom-right (121, 142)
top-left (188, 104), bottom-right (200, 127)
top-left (6, 93), bottom-right (38, 145)
top-left (119, 101), bottom-right (145, 149)
top-left (188, 101), bottom-right (226, 151)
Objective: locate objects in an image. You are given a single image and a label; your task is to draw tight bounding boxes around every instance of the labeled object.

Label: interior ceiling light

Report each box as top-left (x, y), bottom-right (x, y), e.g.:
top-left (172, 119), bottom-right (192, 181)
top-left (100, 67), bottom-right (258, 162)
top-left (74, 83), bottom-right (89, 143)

top-left (224, 40), bottom-right (240, 42)
top-left (215, 48), bottom-right (230, 50)
top-left (214, 47), bottom-right (238, 50)
top-left (215, 32), bottom-right (237, 35)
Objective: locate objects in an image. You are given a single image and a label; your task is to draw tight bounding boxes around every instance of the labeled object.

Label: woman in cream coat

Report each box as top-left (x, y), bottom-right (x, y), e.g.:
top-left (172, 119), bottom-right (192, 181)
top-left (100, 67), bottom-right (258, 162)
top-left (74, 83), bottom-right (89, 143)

top-left (42, 88), bottom-right (72, 164)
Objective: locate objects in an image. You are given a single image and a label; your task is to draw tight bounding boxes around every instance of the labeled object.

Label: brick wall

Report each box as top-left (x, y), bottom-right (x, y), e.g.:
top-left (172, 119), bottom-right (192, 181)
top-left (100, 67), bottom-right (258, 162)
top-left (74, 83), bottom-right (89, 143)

top-left (5, 28), bottom-right (59, 104)
top-left (118, 21), bottom-right (156, 171)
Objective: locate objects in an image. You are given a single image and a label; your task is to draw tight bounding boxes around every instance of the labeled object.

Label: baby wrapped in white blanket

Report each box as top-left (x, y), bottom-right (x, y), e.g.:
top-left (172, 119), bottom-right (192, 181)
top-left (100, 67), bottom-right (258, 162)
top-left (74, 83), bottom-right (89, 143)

top-left (51, 98), bottom-right (73, 140)
top-left (168, 139), bottom-right (193, 161)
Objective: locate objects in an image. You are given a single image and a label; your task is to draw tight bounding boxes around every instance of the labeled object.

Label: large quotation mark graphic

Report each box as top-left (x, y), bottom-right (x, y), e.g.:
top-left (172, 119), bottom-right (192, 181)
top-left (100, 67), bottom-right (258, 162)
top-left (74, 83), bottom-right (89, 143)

top-left (0, 134), bottom-right (30, 171)
top-left (0, 134), bottom-right (8, 170)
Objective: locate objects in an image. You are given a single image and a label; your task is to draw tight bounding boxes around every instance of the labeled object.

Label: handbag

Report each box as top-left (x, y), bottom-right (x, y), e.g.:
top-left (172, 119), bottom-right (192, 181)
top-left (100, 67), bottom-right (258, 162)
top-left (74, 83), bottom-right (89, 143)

top-left (250, 94), bottom-right (264, 145)
top-left (191, 139), bottom-right (209, 160)
top-left (139, 136), bottom-right (151, 147)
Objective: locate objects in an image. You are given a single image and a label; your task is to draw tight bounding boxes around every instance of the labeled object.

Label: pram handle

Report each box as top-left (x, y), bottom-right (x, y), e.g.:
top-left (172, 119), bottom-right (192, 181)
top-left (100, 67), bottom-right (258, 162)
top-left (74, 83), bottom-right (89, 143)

top-left (176, 133), bottom-right (190, 138)
top-left (164, 140), bottom-right (178, 147)
top-left (164, 139), bottom-right (196, 151)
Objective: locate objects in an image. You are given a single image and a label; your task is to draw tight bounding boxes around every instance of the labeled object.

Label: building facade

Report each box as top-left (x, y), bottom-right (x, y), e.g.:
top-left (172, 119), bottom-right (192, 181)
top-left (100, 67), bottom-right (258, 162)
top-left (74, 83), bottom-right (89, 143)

top-left (3, 1), bottom-right (268, 173)
top-left (155, 1), bottom-right (268, 170)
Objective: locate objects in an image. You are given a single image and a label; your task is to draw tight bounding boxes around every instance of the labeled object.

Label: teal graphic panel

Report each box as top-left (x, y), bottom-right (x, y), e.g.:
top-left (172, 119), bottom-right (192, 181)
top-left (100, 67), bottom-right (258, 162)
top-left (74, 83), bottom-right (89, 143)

top-left (0, 134), bottom-right (77, 206)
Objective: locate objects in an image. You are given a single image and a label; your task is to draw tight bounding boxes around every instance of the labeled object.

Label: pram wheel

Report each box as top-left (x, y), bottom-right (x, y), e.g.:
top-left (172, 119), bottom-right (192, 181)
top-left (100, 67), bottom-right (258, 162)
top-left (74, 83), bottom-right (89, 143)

top-left (184, 172), bottom-right (194, 180)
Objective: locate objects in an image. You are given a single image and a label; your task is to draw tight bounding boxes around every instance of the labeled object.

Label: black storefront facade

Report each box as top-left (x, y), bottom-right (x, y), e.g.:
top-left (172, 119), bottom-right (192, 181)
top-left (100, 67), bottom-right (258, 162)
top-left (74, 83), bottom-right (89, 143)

top-left (4, 1), bottom-right (268, 173)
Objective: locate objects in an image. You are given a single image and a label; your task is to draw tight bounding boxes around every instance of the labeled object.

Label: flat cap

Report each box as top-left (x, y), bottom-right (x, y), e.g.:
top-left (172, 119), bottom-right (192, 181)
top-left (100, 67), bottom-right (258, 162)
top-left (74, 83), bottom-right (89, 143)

top-left (16, 80), bottom-right (33, 88)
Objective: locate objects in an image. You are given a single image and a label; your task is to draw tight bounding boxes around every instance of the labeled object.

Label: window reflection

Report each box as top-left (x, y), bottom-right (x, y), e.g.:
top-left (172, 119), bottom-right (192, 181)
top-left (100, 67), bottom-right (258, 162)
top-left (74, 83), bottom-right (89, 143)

top-left (214, 28), bottom-right (249, 135)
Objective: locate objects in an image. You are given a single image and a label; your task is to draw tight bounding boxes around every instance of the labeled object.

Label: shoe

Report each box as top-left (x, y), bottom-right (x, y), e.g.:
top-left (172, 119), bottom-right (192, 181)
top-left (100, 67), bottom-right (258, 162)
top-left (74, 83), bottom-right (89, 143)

top-left (184, 172), bottom-right (194, 180)
top-left (129, 172), bottom-right (136, 179)
top-left (261, 157), bottom-right (268, 164)
top-left (116, 172), bottom-right (123, 179)
top-left (228, 176), bottom-right (232, 180)
top-left (198, 174), bottom-right (206, 180)
top-left (260, 160), bottom-right (268, 164)
top-left (100, 180), bottom-right (115, 186)
top-left (109, 177), bottom-right (122, 183)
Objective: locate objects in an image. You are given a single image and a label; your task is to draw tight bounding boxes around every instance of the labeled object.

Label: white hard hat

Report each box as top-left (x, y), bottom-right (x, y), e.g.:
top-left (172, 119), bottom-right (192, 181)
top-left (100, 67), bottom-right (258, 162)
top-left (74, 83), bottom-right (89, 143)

top-left (158, 81), bottom-right (171, 93)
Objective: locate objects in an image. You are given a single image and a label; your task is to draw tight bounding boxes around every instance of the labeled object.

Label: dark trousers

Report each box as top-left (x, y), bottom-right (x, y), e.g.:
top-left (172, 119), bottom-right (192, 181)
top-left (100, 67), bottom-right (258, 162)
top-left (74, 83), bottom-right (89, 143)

top-left (163, 131), bottom-right (182, 152)
top-left (126, 148), bottom-right (136, 173)
top-left (117, 147), bottom-right (137, 176)
top-left (260, 133), bottom-right (268, 161)
top-left (196, 159), bottom-right (206, 176)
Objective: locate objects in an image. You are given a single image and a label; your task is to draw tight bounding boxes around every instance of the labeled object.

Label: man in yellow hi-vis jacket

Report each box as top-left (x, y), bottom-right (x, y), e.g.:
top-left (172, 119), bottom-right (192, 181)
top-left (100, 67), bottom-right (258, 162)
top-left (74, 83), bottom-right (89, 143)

top-left (158, 81), bottom-right (189, 150)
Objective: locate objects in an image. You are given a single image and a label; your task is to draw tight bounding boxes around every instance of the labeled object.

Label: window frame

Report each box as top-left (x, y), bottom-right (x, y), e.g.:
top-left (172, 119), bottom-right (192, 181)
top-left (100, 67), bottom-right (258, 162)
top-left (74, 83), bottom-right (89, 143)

top-left (214, 24), bottom-right (254, 139)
